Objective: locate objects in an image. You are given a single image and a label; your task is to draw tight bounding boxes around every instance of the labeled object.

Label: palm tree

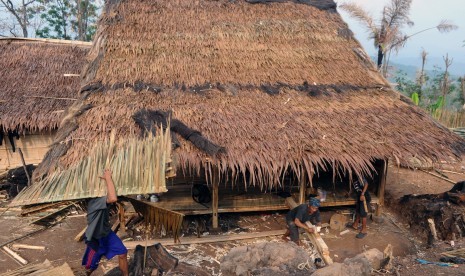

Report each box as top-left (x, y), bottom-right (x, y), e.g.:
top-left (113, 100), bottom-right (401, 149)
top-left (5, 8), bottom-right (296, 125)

top-left (341, 0), bottom-right (457, 77)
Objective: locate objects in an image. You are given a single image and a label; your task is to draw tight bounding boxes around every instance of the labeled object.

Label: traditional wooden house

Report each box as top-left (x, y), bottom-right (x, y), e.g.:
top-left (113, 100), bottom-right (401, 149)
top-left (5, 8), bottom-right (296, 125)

top-left (13, 0), bottom-right (465, 229)
top-left (0, 38), bottom-right (90, 173)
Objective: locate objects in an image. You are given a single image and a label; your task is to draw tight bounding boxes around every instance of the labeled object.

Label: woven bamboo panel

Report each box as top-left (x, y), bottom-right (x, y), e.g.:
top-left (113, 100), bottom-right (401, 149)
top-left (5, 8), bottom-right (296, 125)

top-left (11, 128), bottom-right (173, 206)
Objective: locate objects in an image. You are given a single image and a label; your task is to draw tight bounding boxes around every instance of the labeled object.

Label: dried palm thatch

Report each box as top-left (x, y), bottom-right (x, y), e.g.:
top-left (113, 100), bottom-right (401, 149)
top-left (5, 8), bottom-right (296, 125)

top-left (129, 199), bottom-right (184, 243)
top-left (0, 38), bottom-right (90, 132)
top-left (11, 128), bottom-right (173, 206)
top-left (31, 0), bottom-right (465, 195)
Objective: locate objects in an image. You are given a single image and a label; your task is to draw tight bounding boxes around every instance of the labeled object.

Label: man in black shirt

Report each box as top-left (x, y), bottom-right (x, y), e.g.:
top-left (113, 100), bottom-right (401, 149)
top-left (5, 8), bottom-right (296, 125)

top-left (82, 169), bottom-right (128, 276)
top-left (282, 197), bottom-right (321, 245)
top-left (350, 177), bottom-right (371, 239)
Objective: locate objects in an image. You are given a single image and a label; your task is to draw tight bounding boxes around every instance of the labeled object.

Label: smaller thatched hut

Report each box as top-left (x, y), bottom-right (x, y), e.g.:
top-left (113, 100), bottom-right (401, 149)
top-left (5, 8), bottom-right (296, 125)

top-left (0, 38), bottom-right (90, 173)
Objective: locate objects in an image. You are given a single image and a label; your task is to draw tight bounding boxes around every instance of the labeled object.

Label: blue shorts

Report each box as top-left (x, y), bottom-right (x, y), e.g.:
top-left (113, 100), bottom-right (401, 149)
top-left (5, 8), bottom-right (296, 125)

top-left (82, 231), bottom-right (128, 271)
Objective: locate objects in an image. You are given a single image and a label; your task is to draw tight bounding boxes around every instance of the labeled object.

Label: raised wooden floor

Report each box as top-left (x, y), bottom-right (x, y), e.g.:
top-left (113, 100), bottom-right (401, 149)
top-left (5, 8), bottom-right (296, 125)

top-left (127, 186), bottom-right (378, 215)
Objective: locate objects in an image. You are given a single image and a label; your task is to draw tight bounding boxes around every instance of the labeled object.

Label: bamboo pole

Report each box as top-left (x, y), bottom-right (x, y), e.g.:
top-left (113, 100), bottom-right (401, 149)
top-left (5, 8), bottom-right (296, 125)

top-left (2, 246), bottom-right (28, 265)
top-left (419, 169), bottom-right (456, 184)
top-left (23, 95), bottom-right (77, 101)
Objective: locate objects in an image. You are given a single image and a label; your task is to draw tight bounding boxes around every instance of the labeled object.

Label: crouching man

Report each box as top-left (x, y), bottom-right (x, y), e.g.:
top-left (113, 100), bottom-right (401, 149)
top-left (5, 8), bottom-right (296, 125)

top-left (82, 169), bottom-right (128, 276)
top-left (282, 197), bottom-right (321, 245)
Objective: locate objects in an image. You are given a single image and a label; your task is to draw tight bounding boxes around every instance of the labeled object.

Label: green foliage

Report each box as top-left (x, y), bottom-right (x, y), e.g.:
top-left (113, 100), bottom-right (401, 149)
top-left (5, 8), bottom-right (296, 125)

top-left (395, 70), bottom-right (421, 97)
top-left (394, 67), bottom-right (464, 111)
top-left (35, 0), bottom-right (98, 41)
top-left (411, 92), bottom-right (419, 105)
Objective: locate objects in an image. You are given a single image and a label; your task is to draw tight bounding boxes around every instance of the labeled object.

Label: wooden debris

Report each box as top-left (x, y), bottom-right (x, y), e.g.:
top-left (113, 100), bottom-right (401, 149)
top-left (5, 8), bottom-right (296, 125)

top-left (74, 226), bottom-right (87, 242)
top-left (20, 202), bottom-right (64, 216)
top-left (286, 197), bottom-right (333, 265)
top-left (2, 246), bottom-right (28, 265)
top-left (11, 244), bottom-right (45, 250)
top-left (124, 229), bottom-right (286, 249)
top-left (38, 262), bottom-right (74, 276)
top-left (428, 218), bottom-right (438, 241)
top-left (29, 202), bottom-right (74, 226)
top-left (0, 259), bottom-right (53, 276)
top-left (339, 229), bottom-right (350, 236)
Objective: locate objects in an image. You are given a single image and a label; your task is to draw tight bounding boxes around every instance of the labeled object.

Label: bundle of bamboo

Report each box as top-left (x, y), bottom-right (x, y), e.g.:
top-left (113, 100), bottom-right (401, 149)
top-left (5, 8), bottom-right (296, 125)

top-left (11, 128), bottom-right (173, 206)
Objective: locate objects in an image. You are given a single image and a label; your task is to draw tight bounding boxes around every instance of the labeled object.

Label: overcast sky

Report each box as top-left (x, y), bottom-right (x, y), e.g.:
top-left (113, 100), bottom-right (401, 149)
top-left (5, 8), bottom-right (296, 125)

top-left (336, 0), bottom-right (465, 73)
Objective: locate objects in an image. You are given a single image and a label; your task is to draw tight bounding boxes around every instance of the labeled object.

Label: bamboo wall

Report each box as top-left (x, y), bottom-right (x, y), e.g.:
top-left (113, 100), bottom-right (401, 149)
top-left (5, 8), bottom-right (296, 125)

top-left (432, 109), bottom-right (465, 128)
top-left (0, 132), bottom-right (55, 173)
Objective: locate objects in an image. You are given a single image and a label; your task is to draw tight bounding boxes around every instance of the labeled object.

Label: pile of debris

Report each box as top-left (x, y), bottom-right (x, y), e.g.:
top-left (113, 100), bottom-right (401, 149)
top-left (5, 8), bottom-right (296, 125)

top-left (0, 165), bottom-right (35, 199)
top-left (399, 181), bottom-right (465, 242)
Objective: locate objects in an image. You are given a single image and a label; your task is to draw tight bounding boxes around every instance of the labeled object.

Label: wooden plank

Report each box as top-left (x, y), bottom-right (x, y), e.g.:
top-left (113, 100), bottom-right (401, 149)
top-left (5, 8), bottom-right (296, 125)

top-left (11, 244), bottom-right (45, 250)
top-left (285, 197), bottom-right (333, 265)
top-left (212, 168), bottom-right (219, 229)
top-left (2, 246), bottom-right (28, 265)
top-left (124, 229), bottom-right (286, 249)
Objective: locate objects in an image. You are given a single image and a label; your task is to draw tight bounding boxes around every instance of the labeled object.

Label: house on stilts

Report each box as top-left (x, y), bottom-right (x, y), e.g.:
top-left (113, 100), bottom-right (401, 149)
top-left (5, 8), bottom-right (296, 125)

top-left (0, 38), bottom-right (90, 174)
top-left (12, 0), bottom-right (465, 233)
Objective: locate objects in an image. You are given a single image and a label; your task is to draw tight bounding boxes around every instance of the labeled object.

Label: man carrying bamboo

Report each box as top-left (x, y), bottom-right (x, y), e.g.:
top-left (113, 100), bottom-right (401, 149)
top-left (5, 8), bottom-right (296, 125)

top-left (282, 197), bottom-right (322, 245)
top-left (82, 169), bottom-right (128, 276)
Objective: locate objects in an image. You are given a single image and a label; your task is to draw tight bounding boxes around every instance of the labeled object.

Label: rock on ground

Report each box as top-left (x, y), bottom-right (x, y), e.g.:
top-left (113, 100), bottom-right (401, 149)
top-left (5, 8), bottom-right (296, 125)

top-left (220, 242), bottom-right (314, 276)
top-left (312, 248), bottom-right (383, 276)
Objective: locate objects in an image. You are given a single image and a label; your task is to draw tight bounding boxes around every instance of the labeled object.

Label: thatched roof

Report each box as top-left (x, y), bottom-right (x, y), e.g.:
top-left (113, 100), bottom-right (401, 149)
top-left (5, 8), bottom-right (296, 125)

top-left (0, 38), bottom-right (91, 132)
top-left (33, 0), bottom-right (465, 188)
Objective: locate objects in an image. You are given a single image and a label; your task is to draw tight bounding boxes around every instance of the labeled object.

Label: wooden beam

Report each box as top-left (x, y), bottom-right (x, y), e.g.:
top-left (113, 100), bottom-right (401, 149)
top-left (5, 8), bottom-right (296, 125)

top-left (285, 197), bottom-right (333, 265)
top-left (212, 167), bottom-right (219, 229)
top-left (124, 229), bottom-right (286, 249)
top-left (376, 159), bottom-right (388, 216)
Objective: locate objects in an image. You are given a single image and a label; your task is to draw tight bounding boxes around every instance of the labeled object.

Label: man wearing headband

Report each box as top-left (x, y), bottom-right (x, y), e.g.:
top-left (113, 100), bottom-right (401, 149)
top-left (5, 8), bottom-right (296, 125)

top-left (282, 197), bottom-right (322, 245)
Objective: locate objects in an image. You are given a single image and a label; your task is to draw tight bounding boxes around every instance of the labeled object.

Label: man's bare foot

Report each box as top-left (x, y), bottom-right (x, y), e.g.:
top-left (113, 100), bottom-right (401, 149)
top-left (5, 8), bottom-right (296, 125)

top-left (281, 235), bottom-right (289, 241)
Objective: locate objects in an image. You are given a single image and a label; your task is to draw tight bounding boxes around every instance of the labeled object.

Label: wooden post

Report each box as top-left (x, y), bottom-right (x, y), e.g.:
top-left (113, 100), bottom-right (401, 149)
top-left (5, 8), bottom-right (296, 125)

top-left (17, 148), bottom-right (31, 186)
top-left (299, 170), bottom-right (307, 204)
top-left (212, 167), bottom-right (219, 229)
top-left (376, 159), bottom-right (388, 216)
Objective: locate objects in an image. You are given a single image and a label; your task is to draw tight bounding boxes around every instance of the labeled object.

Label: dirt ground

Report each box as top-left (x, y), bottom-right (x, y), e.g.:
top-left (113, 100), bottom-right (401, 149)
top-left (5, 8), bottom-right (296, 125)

top-left (2, 162), bottom-right (465, 275)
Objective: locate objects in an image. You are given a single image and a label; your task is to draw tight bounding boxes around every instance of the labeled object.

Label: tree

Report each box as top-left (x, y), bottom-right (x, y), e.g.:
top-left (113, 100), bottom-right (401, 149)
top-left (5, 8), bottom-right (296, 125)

top-left (341, 0), bottom-right (414, 72)
top-left (341, 0), bottom-right (457, 77)
top-left (35, 0), bottom-right (98, 41)
top-left (0, 0), bottom-right (41, 37)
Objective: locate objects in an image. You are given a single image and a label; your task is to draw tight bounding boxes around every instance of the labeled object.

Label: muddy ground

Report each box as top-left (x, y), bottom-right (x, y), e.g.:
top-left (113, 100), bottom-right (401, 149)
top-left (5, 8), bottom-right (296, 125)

top-left (1, 162), bottom-right (465, 275)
